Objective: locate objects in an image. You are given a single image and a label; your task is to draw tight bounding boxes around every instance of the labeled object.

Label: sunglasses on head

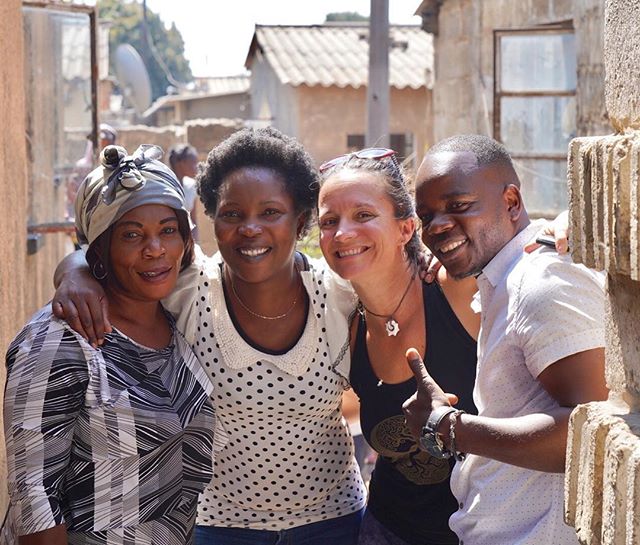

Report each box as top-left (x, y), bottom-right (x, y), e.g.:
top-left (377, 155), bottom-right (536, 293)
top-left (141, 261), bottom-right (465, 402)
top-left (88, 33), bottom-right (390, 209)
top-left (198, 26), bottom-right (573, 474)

top-left (319, 147), bottom-right (397, 173)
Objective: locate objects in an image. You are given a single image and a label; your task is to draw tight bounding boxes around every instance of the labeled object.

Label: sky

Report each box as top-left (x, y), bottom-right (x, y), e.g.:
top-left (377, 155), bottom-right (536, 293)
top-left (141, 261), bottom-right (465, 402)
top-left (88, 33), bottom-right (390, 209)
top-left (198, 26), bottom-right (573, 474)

top-left (144, 0), bottom-right (422, 77)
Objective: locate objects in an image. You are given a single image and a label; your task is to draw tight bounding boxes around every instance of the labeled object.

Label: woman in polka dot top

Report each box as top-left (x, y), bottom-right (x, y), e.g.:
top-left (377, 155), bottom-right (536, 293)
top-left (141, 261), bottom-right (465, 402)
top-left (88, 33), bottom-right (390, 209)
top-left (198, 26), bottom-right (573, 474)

top-left (165, 127), bottom-right (367, 544)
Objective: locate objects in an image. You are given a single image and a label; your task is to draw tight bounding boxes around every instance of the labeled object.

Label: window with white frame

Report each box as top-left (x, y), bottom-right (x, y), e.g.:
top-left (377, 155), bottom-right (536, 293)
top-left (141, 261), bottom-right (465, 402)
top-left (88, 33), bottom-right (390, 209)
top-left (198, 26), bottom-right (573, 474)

top-left (494, 26), bottom-right (576, 217)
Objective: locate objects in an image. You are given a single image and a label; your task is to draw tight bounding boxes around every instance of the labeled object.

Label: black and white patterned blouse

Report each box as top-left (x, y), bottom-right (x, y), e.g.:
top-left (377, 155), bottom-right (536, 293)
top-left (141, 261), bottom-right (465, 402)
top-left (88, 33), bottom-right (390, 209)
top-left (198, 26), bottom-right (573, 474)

top-left (164, 252), bottom-right (368, 531)
top-left (4, 306), bottom-right (215, 545)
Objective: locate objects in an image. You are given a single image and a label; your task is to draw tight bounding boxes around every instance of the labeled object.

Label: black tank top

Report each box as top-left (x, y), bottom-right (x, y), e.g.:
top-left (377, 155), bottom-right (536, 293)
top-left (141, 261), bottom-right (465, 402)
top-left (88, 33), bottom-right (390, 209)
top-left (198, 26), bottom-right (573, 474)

top-left (350, 281), bottom-right (477, 545)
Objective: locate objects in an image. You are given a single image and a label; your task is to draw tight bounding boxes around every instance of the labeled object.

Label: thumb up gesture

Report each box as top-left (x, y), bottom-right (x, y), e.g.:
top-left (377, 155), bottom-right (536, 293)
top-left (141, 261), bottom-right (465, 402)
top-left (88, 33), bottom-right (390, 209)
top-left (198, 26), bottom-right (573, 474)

top-left (402, 348), bottom-right (458, 440)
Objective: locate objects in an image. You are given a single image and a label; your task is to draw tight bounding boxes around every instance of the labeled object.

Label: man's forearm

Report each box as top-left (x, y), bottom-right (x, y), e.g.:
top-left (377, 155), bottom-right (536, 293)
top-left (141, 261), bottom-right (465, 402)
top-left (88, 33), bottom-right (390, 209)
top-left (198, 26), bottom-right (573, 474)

top-left (442, 408), bottom-right (572, 473)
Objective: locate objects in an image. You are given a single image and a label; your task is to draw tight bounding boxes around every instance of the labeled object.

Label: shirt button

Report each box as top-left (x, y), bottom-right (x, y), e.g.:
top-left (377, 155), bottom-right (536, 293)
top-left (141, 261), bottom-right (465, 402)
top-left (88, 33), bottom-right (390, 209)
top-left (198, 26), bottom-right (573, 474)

top-left (459, 502), bottom-right (464, 509)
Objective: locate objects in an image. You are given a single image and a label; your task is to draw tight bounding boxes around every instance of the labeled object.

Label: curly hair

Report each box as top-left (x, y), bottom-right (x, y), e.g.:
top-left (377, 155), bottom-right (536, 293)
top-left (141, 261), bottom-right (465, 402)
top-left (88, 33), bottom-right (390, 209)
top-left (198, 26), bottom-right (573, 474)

top-left (197, 127), bottom-right (319, 235)
top-left (319, 153), bottom-right (422, 267)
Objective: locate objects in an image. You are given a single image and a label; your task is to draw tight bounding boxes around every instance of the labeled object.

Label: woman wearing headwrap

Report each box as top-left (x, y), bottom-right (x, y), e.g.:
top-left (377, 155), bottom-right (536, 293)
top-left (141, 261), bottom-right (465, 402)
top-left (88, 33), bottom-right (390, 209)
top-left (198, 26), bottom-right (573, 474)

top-left (4, 145), bottom-right (215, 545)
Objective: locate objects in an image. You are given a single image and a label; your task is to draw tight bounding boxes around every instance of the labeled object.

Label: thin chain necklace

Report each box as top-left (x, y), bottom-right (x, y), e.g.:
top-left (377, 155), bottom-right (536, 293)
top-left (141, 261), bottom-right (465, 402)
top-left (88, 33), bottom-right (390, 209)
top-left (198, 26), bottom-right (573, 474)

top-left (228, 267), bottom-right (300, 320)
top-left (358, 269), bottom-right (417, 337)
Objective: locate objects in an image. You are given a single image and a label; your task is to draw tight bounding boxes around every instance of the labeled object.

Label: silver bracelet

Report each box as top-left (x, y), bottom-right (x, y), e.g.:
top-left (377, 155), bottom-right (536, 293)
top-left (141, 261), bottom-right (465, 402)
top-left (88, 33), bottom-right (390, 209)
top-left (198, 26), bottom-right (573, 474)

top-left (449, 409), bottom-right (466, 462)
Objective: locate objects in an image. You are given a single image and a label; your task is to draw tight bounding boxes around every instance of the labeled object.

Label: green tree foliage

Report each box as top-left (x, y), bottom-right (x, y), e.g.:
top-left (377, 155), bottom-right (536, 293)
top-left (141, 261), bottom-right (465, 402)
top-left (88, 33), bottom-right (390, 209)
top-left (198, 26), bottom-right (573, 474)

top-left (99, 0), bottom-right (192, 101)
top-left (325, 11), bottom-right (369, 22)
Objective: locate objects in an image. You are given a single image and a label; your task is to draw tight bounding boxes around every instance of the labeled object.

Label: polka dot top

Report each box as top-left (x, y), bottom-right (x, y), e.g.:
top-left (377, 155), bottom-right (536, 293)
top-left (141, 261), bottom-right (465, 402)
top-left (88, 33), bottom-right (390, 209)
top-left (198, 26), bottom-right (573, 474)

top-left (166, 252), bottom-right (367, 530)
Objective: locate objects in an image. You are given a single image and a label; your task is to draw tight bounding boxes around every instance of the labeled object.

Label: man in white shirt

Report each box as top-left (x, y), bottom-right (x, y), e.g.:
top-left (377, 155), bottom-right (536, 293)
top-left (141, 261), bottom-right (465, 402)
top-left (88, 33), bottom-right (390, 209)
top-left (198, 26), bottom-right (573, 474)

top-left (403, 134), bottom-right (608, 545)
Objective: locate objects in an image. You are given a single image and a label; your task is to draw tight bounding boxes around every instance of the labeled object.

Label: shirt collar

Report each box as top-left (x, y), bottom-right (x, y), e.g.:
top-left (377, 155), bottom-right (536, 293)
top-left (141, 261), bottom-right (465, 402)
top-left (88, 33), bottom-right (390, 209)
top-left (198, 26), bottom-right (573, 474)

top-left (479, 220), bottom-right (546, 288)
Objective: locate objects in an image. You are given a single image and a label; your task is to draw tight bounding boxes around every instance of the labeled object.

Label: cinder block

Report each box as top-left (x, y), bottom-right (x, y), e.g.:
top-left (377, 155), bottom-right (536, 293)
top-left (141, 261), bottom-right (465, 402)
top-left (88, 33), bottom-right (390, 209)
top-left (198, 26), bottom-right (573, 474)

top-left (612, 138), bottom-right (632, 276)
top-left (606, 275), bottom-right (640, 398)
top-left (567, 402), bottom-right (640, 545)
top-left (604, 1), bottom-right (640, 131)
top-left (592, 138), bottom-right (609, 270)
top-left (630, 139), bottom-right (640, 280)
top-left (568, 138), bottom-right (586, 265)
top-left (567, 403), bottom-right (610, 544)
top-left (601, 137), bottom-right (616, 272)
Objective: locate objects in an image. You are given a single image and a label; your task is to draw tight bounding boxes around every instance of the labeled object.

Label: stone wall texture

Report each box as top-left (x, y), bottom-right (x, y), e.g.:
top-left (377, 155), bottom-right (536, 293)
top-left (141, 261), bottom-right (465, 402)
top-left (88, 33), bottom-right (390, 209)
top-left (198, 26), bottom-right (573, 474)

top-left (296, 85), bottom-right (432, 168)
top-left (565, 2), bottom-right (640, 541)
top-left (603, 0), bottom-right (640, 131)
top-left (567, 130), bottom-right (640, 544)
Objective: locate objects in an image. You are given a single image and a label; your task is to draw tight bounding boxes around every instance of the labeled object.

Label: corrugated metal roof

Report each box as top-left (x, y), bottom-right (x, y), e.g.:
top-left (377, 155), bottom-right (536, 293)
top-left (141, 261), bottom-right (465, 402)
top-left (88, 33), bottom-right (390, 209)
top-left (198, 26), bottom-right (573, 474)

top-left (246, 24), bottom-right (433, 90)
top-left (195, 75), bottom-right (250, 95)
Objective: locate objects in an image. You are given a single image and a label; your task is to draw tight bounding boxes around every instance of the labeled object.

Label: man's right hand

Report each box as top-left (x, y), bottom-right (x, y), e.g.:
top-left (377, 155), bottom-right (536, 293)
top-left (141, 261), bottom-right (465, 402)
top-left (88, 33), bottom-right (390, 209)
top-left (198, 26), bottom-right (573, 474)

top-left (402, 348), bottom-right (457, 440)
top-left (52, 255), bottom-right (111, 347)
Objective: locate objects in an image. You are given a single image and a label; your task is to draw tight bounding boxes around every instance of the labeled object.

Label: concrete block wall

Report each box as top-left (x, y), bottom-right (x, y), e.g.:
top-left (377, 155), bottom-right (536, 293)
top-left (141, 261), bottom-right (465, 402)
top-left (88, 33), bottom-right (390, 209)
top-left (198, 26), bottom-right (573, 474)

top-left (565, 2), bottom-right (640, 544)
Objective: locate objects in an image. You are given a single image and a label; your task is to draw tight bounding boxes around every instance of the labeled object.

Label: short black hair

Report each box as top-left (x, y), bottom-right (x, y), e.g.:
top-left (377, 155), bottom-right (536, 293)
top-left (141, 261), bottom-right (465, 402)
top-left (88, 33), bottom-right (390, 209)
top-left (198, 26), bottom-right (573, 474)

top-left (427, 134), bottom-right (516, 175)
top-left (168, 143), bottom-right (198, 169)
top-left (197, 127), bottom-right (319, 235)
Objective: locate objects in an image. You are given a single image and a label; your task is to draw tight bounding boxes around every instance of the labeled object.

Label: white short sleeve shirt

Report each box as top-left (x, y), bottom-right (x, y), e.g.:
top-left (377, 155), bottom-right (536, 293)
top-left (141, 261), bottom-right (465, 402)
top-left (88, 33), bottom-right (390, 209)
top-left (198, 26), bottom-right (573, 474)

top-left (449, 221), bottom-right (605, 545)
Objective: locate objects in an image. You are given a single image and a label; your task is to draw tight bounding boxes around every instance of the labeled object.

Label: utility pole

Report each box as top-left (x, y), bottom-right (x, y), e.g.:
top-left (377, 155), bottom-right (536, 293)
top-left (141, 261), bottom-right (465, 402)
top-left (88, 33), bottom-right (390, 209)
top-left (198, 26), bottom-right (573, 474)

top-left (366, 0), bottom-right (390, 148)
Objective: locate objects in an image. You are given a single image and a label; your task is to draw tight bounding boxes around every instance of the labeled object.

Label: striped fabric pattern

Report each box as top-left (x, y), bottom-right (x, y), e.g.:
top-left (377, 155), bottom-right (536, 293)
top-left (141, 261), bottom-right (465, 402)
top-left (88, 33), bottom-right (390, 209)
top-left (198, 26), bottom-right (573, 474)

top-left (4, 306), bottom-right (215, 545)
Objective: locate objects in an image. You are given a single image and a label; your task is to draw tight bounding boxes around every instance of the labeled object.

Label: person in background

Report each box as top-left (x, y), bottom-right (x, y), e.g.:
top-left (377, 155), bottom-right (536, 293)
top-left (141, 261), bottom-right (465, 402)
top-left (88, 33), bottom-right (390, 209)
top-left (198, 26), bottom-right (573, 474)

top-left (67, 123), bottom-right (119, 223)
top-left (403, 134), bottom-right (607, 545)
top-left (169, 143), bottom-right (200, 239)
top-left (98, 123), bottom-right (118, 150)
top-left (5, 144), bottom-right (215, 545)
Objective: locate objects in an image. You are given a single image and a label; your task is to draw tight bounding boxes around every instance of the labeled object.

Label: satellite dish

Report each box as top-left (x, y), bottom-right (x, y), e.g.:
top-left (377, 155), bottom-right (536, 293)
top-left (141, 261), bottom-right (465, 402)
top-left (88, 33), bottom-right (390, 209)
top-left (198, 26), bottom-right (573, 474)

top-left (114, 44), bottom-right (152, 115)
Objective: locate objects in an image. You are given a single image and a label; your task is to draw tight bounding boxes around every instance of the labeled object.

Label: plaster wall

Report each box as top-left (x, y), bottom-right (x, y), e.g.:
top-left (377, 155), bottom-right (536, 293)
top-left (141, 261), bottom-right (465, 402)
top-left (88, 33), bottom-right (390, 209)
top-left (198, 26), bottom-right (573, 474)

top-left (154, 94), bottom-right (250, 126)
top-left (185, 94), bottom-right (249, 122)
top-left (249, 56), bottom-right (298, 137)
top-left (0, 0), bottom-right (29, 519)
top-left (296, 85), bottom-right (432, 169)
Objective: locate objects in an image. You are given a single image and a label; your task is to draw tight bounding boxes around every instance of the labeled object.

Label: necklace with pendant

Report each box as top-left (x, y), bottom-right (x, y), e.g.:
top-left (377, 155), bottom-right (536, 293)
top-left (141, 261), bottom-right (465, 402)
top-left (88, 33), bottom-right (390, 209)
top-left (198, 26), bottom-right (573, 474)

top-left (358, 269), bottom-right (417, 337)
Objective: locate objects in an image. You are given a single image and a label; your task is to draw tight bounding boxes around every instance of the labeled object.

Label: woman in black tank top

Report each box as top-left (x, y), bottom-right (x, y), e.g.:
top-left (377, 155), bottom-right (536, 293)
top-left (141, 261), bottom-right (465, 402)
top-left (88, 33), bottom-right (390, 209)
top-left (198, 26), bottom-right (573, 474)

top-left (317, 149), bottom-right (480, 545)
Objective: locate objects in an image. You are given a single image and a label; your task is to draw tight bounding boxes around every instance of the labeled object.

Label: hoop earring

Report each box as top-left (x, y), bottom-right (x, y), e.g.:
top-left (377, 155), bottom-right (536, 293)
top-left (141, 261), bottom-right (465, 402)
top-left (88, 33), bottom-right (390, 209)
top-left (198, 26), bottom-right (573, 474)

top-left (92, 260), bottom-right (108, 280)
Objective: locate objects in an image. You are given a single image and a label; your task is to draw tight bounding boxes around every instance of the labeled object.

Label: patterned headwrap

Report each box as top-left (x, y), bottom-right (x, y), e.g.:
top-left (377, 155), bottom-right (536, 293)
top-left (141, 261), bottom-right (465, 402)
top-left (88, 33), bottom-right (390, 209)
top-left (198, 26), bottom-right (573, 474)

top-left (75, 144), bottom-right (192, 248)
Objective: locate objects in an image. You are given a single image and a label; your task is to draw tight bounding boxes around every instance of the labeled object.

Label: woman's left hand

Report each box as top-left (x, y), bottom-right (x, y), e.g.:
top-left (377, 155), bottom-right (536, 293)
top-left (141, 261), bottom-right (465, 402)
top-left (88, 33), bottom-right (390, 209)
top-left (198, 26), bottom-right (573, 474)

top-left (524, 210), bottom-right (569, 254)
